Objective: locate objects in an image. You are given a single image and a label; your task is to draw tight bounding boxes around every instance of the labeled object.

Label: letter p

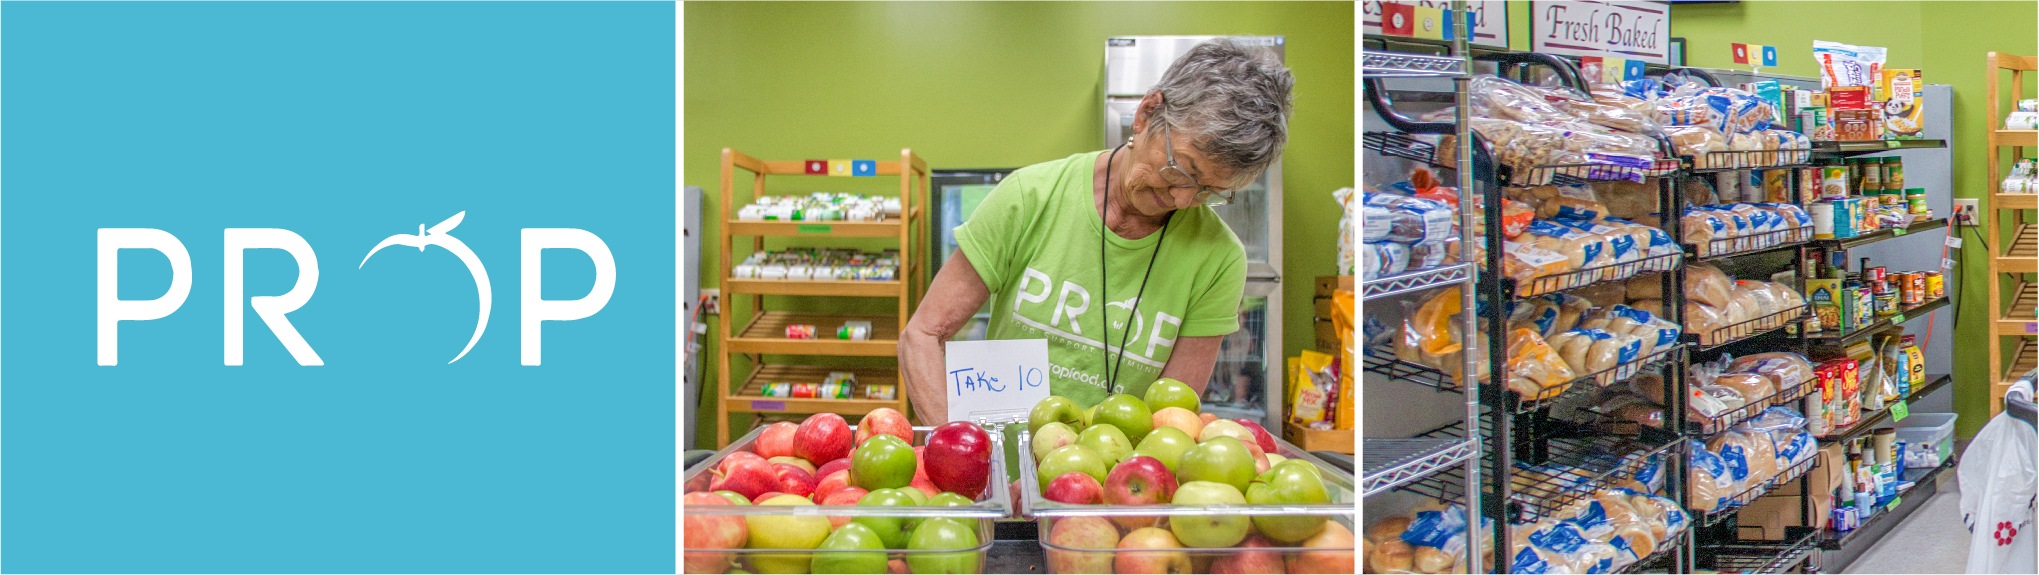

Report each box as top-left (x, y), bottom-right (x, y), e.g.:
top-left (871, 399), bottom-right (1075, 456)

top-left (521, 229), bottom-right (616, 366)
top-left (98, 229), bottom-right (192, 366)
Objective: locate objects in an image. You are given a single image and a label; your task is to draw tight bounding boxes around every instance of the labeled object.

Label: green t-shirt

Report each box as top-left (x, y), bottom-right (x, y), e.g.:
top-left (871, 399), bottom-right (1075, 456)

top-left (954, 151), bottom-right (1247, 409)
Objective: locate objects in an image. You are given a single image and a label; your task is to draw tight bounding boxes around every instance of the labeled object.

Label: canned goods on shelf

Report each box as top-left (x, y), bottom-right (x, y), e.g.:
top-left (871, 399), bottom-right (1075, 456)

top-left (760, 382), bottom-right (792, 397)
top-left (1925, 271), bottom-right (1944, 299)
top-left (865, 384), bottom-right (897, 400)
top-left (1874, 292), bottom-right (1899, 316)
top-left (819, 382), bottom-right (853, 400)
top-left (786, 324), bottom-right (817, 339)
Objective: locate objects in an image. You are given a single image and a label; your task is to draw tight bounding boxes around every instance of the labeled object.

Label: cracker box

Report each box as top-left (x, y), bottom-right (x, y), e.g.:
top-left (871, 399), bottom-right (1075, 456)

top-left (1880, 69), bottom-right (1924, 139)
top-left (1807, 279), bottom-right (1843, 331)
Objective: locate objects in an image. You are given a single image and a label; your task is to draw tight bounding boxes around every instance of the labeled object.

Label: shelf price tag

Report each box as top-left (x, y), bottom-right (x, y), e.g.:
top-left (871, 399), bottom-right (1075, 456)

top-left (1889, 496), bottom-right (1903, 510)
top-left (944, 339), bottom-right (1050, 424)
top-left (1887, 141), bottom-right (1903, 148)
top-left (1892, 313), bottom-right (1907, 324)
top-left (797, 224), bottom-right (833, 234)
top-left (1891, 400), bottom-right (1910, 422)
top-left (1892, 227), bottom-right (1908, 237)
top-left (2026, 322), bottom-right (2037, 334)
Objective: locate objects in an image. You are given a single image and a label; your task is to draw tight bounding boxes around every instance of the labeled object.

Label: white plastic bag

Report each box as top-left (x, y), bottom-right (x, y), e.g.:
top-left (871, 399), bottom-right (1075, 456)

top-left (1959, 377), bottom-right (2037, 574)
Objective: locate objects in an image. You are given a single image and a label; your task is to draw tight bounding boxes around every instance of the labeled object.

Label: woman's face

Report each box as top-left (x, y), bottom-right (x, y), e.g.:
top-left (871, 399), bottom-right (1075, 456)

top-left (1120, 125), bottom-right (1234, 218)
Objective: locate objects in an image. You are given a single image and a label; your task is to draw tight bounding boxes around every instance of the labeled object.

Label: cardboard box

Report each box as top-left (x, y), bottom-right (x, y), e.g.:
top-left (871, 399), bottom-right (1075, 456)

top-left (1315, 319), bottom-right (1340, 353)
top-left (1737, 495), bottom-right (1798, 540)
top-left (1315, 276), bottom-right (1354, 297)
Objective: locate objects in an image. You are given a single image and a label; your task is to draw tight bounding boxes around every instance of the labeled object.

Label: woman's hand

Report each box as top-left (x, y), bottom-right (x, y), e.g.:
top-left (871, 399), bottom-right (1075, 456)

top-left (900, 250), bottom-right (992, 426)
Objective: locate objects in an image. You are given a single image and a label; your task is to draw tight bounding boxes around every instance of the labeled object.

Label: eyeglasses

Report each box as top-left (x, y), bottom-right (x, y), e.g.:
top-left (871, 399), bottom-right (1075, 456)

top-left (1156, 125), bottom-right (1236, 206)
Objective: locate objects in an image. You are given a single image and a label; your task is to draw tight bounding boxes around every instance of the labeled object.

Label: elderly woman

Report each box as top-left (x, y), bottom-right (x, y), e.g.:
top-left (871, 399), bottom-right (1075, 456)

top-left (901, 38), bottom-right (1294, 425)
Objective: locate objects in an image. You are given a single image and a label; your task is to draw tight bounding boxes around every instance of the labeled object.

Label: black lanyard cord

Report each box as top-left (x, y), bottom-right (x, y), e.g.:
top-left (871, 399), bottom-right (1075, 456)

top-left (1101, 146), bottom-right (1172, 393)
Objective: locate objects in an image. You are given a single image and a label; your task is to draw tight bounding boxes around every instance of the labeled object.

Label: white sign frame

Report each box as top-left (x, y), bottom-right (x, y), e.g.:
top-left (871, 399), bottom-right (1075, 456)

top-left (943, 339), bottom-right (1052, 424)
top-left (1362, 0), bottom-right (1510, 49)
top-left (1531, 0), bottom-right (1672, 65)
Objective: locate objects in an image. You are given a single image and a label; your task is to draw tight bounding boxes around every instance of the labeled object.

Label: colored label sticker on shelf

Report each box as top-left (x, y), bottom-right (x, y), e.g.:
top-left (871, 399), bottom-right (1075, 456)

top-left (1889, 496), bottom-right (1903, 510)
top-left (943, 338), bottom-right (1049, 424)
top-left (1893, 313), bottom-right (1907, 324)
top-left (751, 400), bottom-right (786, 411)
top-left (1893, 227), bottom-right (1908, 236)
top-left (1891, 400), bottom-right (1910, 421)
top-left (1888, 141), bottom-right (1902, 148)
top-left (797, 224), bottom-right (832, 234)
top-left (851, 159), bottom-right (877, 177)
top-left (2027, 322), bottom-right (2037, 334)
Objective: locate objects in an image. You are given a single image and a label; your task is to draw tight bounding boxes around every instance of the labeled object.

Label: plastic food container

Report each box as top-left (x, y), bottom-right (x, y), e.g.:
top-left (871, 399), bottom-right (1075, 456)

top-left (681, 424), bottom-right (1011, 574)
top-left (1891, 412), bottom-right (1958, 461)
top-left (1019, 429), bottom-right (1359, 574)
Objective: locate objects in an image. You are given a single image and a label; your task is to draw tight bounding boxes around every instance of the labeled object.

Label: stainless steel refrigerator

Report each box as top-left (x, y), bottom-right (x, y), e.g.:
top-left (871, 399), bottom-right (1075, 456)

top-left (1106, 35), bottom-right (1285, 426)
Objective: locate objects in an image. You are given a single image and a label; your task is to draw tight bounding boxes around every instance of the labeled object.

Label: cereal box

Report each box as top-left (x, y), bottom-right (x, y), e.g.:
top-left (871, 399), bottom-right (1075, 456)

top-left (1880, 69), bottom-right (1924, 139)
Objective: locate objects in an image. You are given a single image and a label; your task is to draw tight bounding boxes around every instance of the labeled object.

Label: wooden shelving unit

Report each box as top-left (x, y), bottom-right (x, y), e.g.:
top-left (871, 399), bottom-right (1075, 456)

top-left (715, 147), bottom-right (928, 447)
top-left (1988, 52), bottom-right (2037, 416)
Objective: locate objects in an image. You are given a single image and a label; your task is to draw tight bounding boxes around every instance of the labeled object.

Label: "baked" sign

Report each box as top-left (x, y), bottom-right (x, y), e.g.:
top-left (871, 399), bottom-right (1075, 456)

top-left (1532, 0), bottom-right (1672, 65)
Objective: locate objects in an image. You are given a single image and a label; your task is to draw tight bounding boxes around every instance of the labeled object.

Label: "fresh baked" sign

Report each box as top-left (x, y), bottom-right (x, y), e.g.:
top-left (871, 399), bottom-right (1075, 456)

top-left (1532, 0), bottom-right (1672, 65)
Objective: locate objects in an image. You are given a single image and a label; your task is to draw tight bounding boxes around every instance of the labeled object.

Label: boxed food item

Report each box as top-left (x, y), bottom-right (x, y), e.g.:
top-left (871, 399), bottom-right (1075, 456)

top-left (1833, 108), bottom-right (1882, 141)
top-left (1880, 69), bottom-right (1924, 139)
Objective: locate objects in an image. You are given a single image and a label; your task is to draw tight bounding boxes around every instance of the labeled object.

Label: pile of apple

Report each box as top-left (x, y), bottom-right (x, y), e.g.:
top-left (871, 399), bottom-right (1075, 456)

top-left (682, 408), bottom-right (996, 574)
top-left (1026, 378), bottom-right (1357, 574)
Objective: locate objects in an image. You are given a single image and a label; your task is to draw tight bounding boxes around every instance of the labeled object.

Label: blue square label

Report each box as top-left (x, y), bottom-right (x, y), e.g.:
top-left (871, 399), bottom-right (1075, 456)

top-left (852, 159), bottom-right (878, 176)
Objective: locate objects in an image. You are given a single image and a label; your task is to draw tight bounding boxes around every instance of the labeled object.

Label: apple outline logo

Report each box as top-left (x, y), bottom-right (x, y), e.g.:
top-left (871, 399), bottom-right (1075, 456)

top-left (359, 211), bottom-right (493, 364)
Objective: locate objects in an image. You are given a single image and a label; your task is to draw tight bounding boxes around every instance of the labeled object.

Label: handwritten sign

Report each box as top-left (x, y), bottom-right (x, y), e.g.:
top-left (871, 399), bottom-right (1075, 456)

top-left (944, 339), bottom-right (1051, 424)
top-left (1532, 1), bottom-right (1671, 64)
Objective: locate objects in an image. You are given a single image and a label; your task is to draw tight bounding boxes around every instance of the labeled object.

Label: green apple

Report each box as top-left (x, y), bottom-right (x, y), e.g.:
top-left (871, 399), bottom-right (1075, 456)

top-left (1169, 481), bottom-right (1251, 548)
top-left (1092, 394), bottom-right (1155, 443)
top-left (744, 494), bottom-right (831, 574)
top-left (715, 490), bottom-right (752, 505)
top-left (1265, 453), bottom-right (1288, 468)
top-left (850, 434), bottom-right (917, 490)
top-left (1081, 404), bottom-right (1099, 429)
top-left (1032, 422), bottom-right (1081, 464)
top-left (927, 492), bottom-right (973, 507)
top-left (1076, 424), bottom-right (1132, 468)
top-left (906, 517), bottom-right (982, 574)
top-left (898, 484), bottom-right (929, 506)
top-left (1197, 419), bottom-right (1256, 445)
top-left (809, 522), bottom-right (888, 574)
top-left (1247, 459), bottom-right (1333, 543)
top-left (1130, 427), bottom-right (1195, 472)
top-left (1143, 378), bottom-right (1201, 413)
top-left (1029, 396), bottom-right (1085, 434)
top-left (1177, 436), bottom-right (1257, 492)
top-left (1036, 445), bottom-right (1109, 487)
top-left (851, 488), bottom-right (917, 549)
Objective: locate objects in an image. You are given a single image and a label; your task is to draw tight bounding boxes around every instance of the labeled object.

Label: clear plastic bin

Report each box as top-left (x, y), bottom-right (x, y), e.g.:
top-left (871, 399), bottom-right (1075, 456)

top-left (681, 424), bottom-right (1011, 574)
top-left (1893, 412), bottom-right (1958, 461)
top-left (1036, 514), bottom-right (1357, 574)
top-left (1017, 428), bottom-right (1358, 573)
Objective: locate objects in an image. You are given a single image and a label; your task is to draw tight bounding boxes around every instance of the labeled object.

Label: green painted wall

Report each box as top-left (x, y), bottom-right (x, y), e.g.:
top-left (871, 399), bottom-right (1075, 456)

top-left (684, 1), bottom-right (1354, 444)
top-left (1503, 1), bottom-right (2035, 437)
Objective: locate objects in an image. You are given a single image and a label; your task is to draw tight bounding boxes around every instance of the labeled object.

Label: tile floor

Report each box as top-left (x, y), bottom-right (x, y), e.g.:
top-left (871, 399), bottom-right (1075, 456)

top-left (1844, 477), bottom-right (1970, 574)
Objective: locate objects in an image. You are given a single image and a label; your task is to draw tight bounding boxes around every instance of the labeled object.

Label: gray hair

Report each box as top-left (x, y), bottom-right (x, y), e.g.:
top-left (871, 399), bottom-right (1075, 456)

top-left (1147, 37), bottom-right (1295, 188)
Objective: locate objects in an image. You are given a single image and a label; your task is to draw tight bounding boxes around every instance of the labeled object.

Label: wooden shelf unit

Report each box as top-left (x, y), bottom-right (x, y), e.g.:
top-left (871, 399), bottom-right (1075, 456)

top-left (715, 147), bottom-right (929, 447)
top-left (1989, 52), bottom-right (2038, 418)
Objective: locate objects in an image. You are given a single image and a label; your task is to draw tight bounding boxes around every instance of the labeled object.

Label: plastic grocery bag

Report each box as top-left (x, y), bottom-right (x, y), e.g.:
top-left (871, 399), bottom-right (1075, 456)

top-left (1960, 377), bottom-right (2037, 574)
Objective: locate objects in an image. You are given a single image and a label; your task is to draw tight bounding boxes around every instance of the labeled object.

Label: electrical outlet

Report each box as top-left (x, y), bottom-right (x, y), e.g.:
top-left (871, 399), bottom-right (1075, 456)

top-left (1953, 198), bottom-right (1980, 226)
top-left (702, 289), bottom-right (720, 315)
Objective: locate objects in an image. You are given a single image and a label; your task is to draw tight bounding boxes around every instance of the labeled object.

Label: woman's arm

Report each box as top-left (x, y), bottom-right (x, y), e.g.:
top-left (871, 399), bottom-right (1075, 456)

top-left (901, 250), bottom-right (994, 426)
top-left (1157, 335), bottom-right (1224, 395)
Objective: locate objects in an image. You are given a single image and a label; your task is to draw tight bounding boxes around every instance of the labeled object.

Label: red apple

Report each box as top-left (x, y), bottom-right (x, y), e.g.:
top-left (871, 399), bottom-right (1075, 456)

top-left (856, 407), bottom-right (915, 446)
top-left (1046, 516), bottom-right (1122, 574)
top-left (793, 413), bottom-right (853, 466)
top-left (1103, 456), bottom-right (1178, 530)
top-left (757, 421), bottom-right (800, 459)
top-left (1115, 527), bottom-right (1192, 574)
top-left (717, 451), bottom-right (766, 474)
top-left (1286, 522), bottom-right (1356, 574)
top-left (1211, 534), bottom-right (1286, 574)
top-left (924, 421), bottom-right (993, 498)
top-left (1151, 407), bottom-right (1205, 440)
top-left (1198, 412), bottom-right (1219, 426)
top-left (812, 469), bottom-right (851, 502)
top-left (886, 559), bottom-right (910, 574)
top-left (1244, 442), bottom-right (1272, 474)
top-left (682, 492), bottom-right (746, 574)
top-left (819, 486), bottom-right (868, 528)
top-left (908, 476), bottom-right (941, 499)
top-left (1045, 471), bottom-right (1105, 505)
top-left (1234, 419), bottom-right (1279, 453)
top-left (913, 446), bottom-right (928, 480)
top-left (708, 458), bottom-right (779, 500)
top-left (816, 457), bottom-right (853, 481)
top-left (771, 463), bottom-right (817, 498)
